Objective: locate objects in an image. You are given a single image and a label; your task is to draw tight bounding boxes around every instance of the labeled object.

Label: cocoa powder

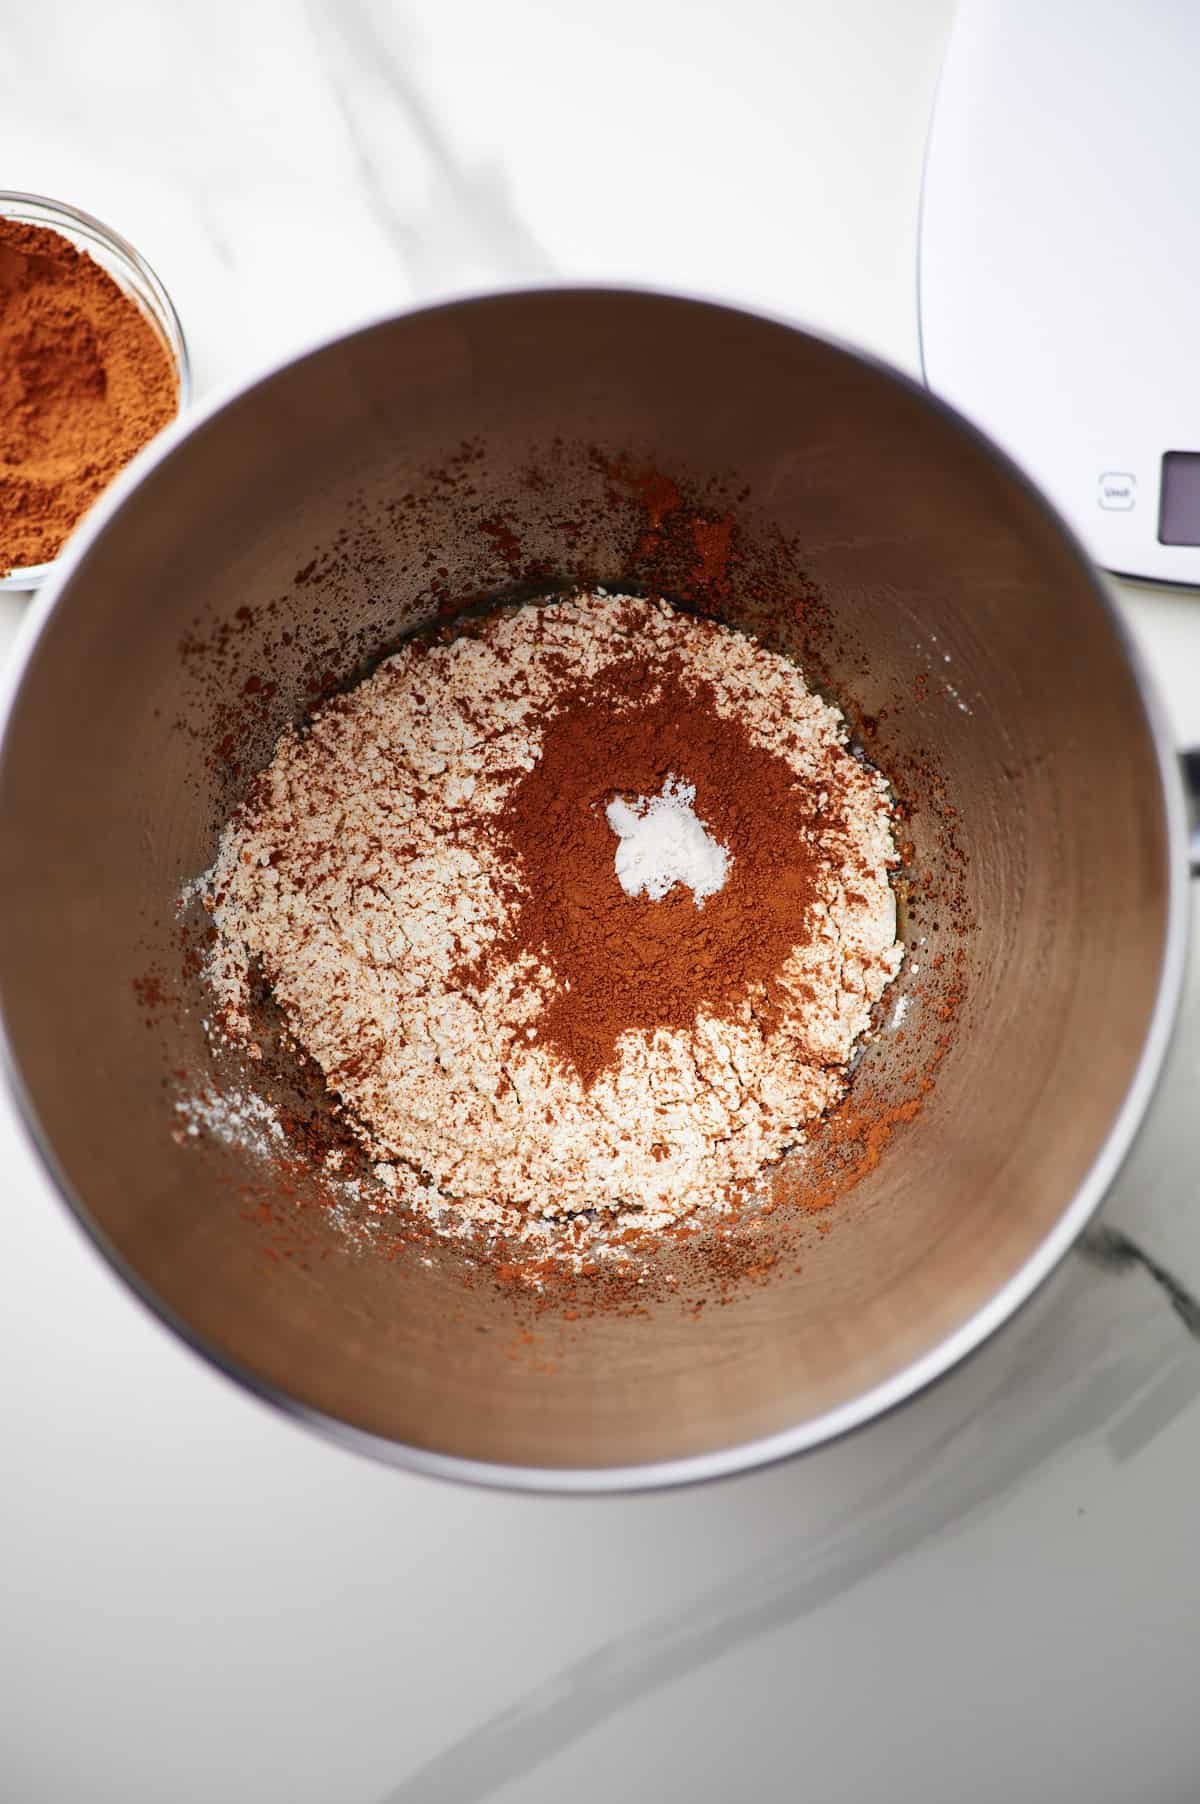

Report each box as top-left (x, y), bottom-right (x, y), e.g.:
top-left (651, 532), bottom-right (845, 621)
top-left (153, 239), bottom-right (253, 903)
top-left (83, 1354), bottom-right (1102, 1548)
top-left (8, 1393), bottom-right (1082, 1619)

top-left (472, 646), bottom-right (866, 1087)
top-left (0, 217), bottom-right (178, 574)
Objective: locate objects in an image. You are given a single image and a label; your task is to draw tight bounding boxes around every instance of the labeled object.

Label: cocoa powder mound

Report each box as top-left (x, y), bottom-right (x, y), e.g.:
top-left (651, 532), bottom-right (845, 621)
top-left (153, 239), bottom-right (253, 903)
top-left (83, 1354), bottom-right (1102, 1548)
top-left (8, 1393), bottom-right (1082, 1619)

top-left (477, 652), bottom-right (856, 1086)
top-left (0, 217), bottom-right (178, 574)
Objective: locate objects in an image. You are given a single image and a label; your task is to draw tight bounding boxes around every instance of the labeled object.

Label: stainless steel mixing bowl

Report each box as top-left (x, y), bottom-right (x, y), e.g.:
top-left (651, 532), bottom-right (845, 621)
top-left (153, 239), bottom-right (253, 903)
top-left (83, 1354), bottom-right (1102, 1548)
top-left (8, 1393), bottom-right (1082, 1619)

top-left (0, 290), bottom-right (1189, 1489)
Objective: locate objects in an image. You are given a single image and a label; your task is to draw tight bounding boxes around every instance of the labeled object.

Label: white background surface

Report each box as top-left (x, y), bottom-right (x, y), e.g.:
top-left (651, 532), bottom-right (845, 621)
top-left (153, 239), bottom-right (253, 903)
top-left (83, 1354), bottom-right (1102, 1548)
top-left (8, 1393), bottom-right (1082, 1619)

top-left (5, 3), bottom-right (1200, 1799)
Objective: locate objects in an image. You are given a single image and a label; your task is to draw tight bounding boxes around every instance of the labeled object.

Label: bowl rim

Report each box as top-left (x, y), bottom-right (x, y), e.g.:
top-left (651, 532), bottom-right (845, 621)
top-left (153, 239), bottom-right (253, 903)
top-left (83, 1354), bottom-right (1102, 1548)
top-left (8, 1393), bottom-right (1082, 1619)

top-left (0, 283), bottom-right (1189, 1494)
top-left (0, 188), bottom-right (192, 591)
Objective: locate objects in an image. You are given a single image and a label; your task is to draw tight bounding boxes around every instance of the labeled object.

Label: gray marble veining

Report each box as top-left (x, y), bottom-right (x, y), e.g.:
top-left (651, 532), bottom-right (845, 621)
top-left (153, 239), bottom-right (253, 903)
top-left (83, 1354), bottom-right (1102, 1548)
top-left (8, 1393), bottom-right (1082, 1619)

top-left (307, 0), bottom-right (556, 296)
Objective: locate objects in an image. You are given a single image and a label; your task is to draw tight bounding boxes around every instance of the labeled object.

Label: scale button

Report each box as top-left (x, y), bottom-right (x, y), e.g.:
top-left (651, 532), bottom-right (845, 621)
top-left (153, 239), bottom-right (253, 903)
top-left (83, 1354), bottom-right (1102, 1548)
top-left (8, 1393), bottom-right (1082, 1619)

top-left (1098, 471), bottom-right (1136, 509)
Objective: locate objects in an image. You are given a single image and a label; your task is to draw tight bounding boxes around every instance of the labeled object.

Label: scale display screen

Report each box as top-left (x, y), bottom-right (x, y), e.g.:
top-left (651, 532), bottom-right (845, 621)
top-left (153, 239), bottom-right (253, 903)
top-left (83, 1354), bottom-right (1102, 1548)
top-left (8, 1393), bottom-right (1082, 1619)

top-left (1158, 452), bottom-right (1200, 546)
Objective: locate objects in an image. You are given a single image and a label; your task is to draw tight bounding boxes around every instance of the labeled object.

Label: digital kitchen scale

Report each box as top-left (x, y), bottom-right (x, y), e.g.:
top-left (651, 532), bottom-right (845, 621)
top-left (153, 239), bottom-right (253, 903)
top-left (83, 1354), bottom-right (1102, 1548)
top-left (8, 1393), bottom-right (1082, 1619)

top-left (919, 0), bottom-right (1200, 585)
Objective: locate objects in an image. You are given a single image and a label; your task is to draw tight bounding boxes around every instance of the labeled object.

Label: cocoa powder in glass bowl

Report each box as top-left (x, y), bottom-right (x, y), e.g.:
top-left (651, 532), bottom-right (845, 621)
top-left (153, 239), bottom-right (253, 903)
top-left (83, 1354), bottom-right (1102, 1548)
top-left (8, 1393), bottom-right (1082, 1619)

top-left (0, 192), bottom-right (189, 588)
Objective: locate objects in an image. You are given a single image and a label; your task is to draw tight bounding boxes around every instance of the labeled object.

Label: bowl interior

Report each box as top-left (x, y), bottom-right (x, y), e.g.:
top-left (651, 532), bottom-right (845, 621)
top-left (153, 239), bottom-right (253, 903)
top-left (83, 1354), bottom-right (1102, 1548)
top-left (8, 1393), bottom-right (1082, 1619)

top-left (0, 292), bottom-right (1176, 1479)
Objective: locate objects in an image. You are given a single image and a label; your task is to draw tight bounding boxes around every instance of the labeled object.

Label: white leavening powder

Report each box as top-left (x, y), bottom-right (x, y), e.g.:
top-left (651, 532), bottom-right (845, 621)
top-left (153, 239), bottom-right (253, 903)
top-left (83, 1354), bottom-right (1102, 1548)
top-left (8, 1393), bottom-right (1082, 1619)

top-left (606, 776), bottom-right (730, 906)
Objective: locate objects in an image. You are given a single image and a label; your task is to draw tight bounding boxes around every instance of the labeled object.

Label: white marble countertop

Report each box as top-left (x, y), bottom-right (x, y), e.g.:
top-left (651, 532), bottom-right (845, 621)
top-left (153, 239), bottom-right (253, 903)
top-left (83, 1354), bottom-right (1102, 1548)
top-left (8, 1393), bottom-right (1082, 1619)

top-left (5, 3), bottom-right (1200, 1798)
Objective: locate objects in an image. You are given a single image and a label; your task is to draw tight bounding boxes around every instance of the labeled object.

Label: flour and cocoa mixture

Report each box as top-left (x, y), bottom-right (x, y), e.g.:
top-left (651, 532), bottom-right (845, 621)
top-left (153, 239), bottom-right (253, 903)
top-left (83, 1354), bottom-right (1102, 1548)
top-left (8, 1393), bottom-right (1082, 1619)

top-left (198, 593), bottom-right (902, 1235)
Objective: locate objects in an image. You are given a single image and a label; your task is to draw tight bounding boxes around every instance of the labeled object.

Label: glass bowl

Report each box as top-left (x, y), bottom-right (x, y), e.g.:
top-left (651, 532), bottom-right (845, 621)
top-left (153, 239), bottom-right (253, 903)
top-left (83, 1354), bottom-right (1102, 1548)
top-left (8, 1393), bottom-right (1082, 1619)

top-left (0, 191), bottom-right (192, 592)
